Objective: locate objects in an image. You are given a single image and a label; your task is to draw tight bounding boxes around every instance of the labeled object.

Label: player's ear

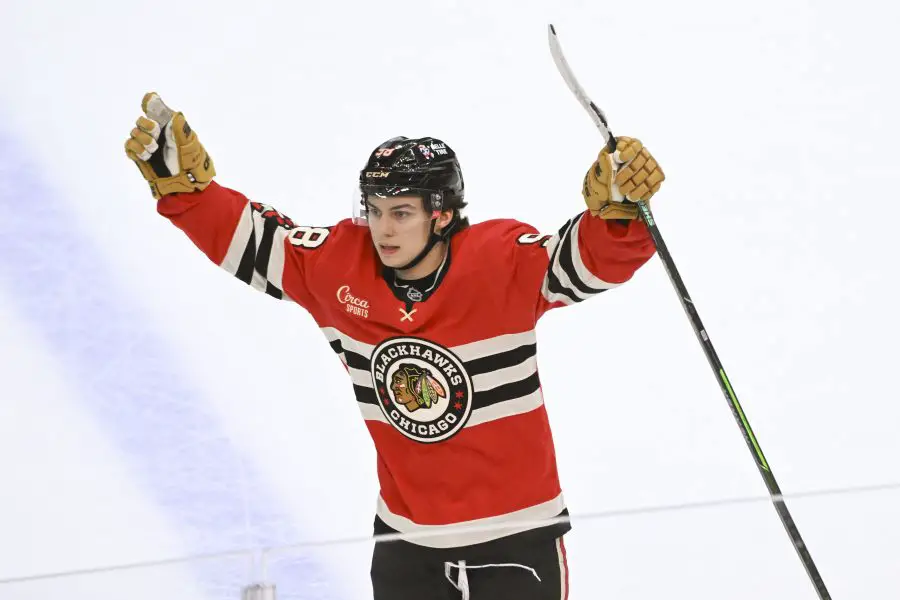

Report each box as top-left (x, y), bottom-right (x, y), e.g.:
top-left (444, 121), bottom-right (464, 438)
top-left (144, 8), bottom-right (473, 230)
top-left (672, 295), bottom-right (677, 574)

top-left (436, 209), bottom-right (454, 232)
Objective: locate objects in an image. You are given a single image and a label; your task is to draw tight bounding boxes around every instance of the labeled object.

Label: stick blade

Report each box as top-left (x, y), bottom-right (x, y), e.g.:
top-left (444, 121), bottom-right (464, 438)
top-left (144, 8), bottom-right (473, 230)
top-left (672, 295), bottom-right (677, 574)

top-left (546, 24), bottom-right (613, 147)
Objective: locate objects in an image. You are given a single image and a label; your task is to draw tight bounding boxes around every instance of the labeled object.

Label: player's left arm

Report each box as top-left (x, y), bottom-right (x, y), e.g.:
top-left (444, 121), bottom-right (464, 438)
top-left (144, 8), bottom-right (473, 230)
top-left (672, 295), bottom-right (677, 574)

top-left (511, 136), bottom-right (664, 316)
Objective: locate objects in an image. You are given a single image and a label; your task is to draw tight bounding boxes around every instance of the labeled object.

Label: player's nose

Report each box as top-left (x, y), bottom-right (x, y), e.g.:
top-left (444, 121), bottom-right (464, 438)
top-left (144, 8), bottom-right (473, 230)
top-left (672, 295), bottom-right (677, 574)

top-left (378, 220), bottom-right (397, 237)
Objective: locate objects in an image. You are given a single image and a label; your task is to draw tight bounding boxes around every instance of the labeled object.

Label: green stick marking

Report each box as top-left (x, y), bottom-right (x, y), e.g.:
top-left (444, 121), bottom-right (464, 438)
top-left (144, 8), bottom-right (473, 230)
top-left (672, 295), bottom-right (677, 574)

top-left (720, 369), bottom-right (770, 471)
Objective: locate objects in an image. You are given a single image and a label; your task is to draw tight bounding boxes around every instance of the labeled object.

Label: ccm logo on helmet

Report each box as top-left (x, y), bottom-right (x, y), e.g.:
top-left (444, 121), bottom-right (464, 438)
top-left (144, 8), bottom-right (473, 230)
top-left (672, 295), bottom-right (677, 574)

top-left (366, 171), bottom-right (390, 178)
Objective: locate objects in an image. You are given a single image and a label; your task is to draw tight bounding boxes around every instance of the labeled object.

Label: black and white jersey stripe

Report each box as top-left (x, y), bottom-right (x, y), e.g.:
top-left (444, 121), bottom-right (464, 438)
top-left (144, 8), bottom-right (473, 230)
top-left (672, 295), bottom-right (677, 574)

top-left (541, 213), bottom-right (622, 306)
top-left (320, 328), bottom-right (544, 428)
top-left (219, 202), bottom-right (293, 301)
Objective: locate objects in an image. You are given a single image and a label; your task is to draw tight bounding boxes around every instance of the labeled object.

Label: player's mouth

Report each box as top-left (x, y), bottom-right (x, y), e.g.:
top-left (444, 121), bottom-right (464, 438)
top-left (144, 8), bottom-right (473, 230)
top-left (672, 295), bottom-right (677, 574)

top-left (379, 244), bottom-right (400, 256)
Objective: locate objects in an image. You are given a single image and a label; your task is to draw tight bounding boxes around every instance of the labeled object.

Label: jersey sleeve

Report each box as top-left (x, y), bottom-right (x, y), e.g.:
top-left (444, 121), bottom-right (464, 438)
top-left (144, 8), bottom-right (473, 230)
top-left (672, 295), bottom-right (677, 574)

top-left (504, 210), bottom-right (656, 320)
top-left (156, 181), bottom-right (332, 310)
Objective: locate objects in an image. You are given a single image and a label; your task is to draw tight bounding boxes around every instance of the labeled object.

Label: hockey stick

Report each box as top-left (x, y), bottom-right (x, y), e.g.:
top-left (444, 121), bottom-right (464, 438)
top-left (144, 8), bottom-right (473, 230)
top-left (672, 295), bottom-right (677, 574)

top-left (547, 24), bottom-right (832, 600)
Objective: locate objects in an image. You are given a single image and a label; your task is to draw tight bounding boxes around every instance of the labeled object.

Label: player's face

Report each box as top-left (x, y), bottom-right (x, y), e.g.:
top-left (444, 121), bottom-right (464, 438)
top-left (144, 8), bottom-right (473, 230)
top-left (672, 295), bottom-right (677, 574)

top-left (366, 195), bottom-right (433, 267)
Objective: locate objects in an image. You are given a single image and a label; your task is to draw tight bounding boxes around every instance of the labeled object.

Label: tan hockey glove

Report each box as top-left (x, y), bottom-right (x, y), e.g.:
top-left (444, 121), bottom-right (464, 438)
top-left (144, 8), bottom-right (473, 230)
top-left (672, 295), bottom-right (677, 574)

top-left (582, 136), bottom-right (664, 220)
top-left (124, 93), bottom-right (216, 199)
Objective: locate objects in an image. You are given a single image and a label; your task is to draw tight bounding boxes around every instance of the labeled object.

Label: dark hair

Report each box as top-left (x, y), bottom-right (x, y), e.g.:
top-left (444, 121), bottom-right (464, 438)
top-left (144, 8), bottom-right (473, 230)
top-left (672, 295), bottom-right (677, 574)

top-left (436, 194), bottom-right (468, 237)
top-left (450, 202), bottom-right (470, 233)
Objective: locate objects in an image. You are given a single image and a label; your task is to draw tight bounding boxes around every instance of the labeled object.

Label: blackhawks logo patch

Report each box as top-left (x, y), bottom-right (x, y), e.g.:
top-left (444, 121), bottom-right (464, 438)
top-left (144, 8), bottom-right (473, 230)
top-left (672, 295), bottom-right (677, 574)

top-left (370, 337), bottom-right (473, 443)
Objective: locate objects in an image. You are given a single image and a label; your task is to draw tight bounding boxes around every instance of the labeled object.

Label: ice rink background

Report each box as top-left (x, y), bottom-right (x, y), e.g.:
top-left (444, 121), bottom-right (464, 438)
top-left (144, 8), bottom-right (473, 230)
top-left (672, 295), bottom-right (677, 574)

top-left (1, 1), bottom-right (899, 598)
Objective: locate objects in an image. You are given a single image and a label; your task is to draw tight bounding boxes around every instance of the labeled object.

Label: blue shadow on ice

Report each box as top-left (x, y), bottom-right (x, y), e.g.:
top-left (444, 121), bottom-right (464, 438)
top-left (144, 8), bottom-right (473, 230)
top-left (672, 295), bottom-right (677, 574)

top-left (0, 130), bottom-right (348, 599)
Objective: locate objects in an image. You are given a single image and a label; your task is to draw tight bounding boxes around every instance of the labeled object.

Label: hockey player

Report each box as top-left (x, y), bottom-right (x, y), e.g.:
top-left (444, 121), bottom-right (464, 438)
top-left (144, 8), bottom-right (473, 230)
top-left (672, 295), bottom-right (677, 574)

top-left (125, 93), bottom-right (664, 600)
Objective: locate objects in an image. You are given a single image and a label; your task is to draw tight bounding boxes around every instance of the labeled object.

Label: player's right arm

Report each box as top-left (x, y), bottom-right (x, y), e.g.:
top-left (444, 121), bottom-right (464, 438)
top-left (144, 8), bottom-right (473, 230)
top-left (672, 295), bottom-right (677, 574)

top-left (124, 93), bottom-right (328, 309)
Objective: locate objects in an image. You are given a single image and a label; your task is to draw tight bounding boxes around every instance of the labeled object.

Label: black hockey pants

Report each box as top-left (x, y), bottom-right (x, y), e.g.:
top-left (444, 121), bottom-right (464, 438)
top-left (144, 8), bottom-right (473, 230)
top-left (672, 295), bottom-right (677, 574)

top-left (370, 531), bottom-right (570, 600)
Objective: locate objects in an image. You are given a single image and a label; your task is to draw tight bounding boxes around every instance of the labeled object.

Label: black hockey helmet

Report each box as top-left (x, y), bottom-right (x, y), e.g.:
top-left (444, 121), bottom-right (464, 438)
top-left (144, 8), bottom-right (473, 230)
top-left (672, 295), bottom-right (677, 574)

top-left (358, 136), bottom-right (465, 221)
top-left (356, 136), bottom-right (467, 271)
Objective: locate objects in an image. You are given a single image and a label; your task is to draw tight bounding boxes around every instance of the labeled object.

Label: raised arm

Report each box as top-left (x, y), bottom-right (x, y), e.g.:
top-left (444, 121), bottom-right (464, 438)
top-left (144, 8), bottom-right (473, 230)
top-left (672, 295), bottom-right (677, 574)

top-left (125, 93), bottom-right (331, 310)
top-left (508, 136), bottom-right (665, 318)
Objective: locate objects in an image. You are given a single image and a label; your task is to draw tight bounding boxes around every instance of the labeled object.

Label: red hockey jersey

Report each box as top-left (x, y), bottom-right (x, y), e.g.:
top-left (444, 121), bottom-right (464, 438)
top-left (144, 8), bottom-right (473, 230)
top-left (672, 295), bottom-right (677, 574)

top-left (158, 181), bottom-right (656, 548)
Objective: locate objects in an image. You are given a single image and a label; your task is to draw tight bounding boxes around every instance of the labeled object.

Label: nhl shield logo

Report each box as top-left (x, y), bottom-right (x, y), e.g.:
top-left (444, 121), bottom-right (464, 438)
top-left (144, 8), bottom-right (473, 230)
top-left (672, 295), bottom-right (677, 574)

top-left (370, 337), bottom-right (473, 443)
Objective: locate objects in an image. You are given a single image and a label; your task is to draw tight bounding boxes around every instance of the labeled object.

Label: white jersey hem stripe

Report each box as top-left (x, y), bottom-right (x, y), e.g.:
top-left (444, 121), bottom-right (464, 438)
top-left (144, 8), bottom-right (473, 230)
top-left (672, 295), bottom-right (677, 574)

top-left (375, 493), bottom-right (566, 548)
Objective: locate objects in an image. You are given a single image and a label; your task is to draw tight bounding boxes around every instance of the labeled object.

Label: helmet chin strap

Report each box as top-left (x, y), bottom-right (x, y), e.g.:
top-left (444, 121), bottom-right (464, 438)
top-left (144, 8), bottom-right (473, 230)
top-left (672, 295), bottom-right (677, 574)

top-left (394, 218), bottom-right (444, 272)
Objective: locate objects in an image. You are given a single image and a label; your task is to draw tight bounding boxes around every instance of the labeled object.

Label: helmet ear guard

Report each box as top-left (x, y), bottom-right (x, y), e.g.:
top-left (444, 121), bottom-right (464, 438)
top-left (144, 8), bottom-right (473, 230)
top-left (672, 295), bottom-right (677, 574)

top-left (427, 191), bottom-right (443, 220)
